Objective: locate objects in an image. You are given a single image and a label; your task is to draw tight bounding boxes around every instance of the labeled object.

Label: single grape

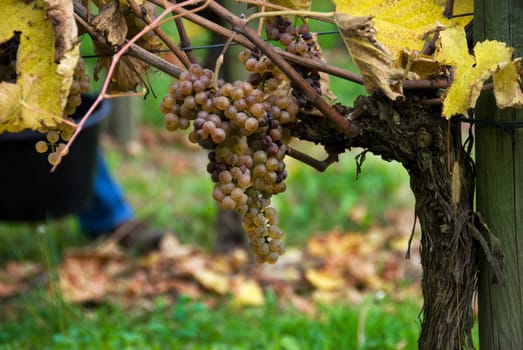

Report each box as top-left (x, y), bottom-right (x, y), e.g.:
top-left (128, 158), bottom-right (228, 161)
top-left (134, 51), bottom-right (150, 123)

top-left (299, 24), bottom-right (310, 35)
top-left (47, 152), bottom-right (61, 166)
top-left (69, 80), bottom-right (81, 95)
top-left (221, 195), bottom-right (236, 210)
top-left (258, 243), bottom-right (270, 255)
top-left (266, 252), bottom-right (279, 264)
top-left (230, 187), bottom-right (244, 202)
top-left (35, 140), bottom-right (48, 153)
top-left (164, 113), bottom-right (179, 131)
top-left (214, 96), bottom-right (230, 111)
top-left (250, 103), bottom-right (265, 118)
top-left (233, 98), bottom-right (247, 111)
top-left (244, 58), bottom-right (258, 72)
top-left (211, 128), bottom-right (226, 143)
top-left (296, 41), bottom-right (308, 55)
top-left (254, 61), bottom-right (267, 75)
top-left (212, 186), bottom-right (226, 201)
top-left (265, 24), bottom-right (279, 40)
top-left (178, 117), bottom-right (191, 130)
top-left (179, 80), bottom-right (193, 96)
top-left (244, 117), bottom-right (259, 134)
top-left (79, 78), bottom-right (90, 93)
top-left (183, 95), bottom-right (197, 110)
top-left (238, 49), bottom-right (251, 63)
top-left (279, 32), bottom-right (294, 46)
top-left (253, 150), bottom-right (268, 164)
top-left (189, 63), bottom-right (204, 76)
top-left (46, 130), bottom-right (60, 144)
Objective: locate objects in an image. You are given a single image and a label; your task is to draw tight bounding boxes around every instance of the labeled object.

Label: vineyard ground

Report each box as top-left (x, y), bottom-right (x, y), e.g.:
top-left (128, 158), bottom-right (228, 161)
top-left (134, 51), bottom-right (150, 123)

top-left (0, 125), bottom-right (479, 349)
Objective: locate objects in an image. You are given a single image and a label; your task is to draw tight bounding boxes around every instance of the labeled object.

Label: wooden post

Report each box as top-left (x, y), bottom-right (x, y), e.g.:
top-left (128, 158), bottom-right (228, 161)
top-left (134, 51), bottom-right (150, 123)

top-left (475, 0), bottom-right (523, 348)
top-left (106, 95), bottom-right (142, 153)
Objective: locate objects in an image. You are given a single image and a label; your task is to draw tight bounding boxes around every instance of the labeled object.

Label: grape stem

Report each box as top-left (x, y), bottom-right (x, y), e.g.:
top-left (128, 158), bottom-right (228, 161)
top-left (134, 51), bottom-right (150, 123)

top-left (213, 34), bottom-right (237, 89)
top-left (287, 147), bottom-right (339, 172)
top-left (206, 1), bottom-right (360, 139)
top-left (236, 0), bottom-right (336, 24)
top-left (126, 0), bottom-right (192, 68)
top-left (245, 10), bottom-right (335, 24)
top-left (173, 9), bottom-right (199, 65)
top-left (57, 0), bottom-right (211, 171)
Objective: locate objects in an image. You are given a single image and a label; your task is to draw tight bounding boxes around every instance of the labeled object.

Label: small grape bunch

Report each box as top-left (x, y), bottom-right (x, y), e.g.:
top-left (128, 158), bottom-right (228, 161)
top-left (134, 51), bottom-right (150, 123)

top-left (64, 59), bottom-right (90, 117)
top-left (35, 59), bottom-right (87, 165)
top-left (34, 124), bottom-right (74, 166)
top-left (263, 17), bottom-right (324, 111)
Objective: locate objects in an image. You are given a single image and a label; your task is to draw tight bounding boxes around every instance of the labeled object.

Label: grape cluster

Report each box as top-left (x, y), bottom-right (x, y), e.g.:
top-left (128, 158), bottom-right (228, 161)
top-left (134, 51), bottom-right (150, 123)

top-left (35, 59), bottom-right (89, 165)
top-left (63, 59), bottom-right (90, 117)
top-left (160, 63), bottom-right (300, 263)
top-left (264, 16), bottom-right (323, 110)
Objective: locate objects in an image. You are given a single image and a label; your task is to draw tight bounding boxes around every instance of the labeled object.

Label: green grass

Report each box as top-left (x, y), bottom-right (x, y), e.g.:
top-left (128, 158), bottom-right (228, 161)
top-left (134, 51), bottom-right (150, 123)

top-left (0, 147), bottom-right (421, 349)
top-left (1, 291), bottom-right (423, 350)
top-left (275, 151), bottom-right (412, 246)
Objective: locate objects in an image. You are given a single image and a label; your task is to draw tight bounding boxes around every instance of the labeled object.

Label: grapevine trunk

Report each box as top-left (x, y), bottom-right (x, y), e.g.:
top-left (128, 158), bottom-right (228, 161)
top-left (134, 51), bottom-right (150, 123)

top-left (300, 95), bottom-right (481, 349)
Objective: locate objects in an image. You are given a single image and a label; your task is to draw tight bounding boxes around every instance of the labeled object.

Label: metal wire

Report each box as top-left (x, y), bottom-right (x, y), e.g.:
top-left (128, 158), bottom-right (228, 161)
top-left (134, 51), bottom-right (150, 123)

top-left (81, 30), bottom-right (340, 59)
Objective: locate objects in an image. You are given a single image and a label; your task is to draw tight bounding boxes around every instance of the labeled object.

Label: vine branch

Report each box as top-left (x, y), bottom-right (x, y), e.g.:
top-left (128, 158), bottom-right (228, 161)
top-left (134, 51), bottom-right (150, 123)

top-left (127, 0), bottom-right (192, 68)
top-left (206, 1), bottom-right (360, 138)
top-left (58, 0), bottom-right (210, 171)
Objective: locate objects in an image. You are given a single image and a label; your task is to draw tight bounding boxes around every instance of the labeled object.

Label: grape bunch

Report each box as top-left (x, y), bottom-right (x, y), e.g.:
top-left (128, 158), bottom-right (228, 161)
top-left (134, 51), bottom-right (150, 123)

top-left (160, 61), bottom-right (300, 263)
top-left (63, 59), bottom-right (90, 117)
top-left (264, 16), bottom-right (324, 110)
top-left (35, 59), bottom-right (89, 165)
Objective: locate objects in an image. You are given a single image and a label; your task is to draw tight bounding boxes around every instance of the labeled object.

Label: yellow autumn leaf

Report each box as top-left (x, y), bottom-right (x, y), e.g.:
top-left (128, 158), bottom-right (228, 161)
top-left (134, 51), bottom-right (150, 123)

top-left (436, 27), bottom-right (523, 118)
top-left (230, 276), bottom-right (265, 306)
top-left (269, 0), bottom-right (311, 11)
top-left (193, 269), bottom-right (230, 295)
top-left (0, 0), bottom-right (79, 133)
top-left (398, 49), bottom-right (443, 79)
top-left (333, 0), bottom-right (473, 60)
top-left (305, 268), bottom-right (345, 291)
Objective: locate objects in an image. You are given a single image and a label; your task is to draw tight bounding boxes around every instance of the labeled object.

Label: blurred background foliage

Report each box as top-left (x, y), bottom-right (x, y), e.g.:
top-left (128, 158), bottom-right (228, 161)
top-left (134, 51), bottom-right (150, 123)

top-left (0, 1), bottom-right (425, 349)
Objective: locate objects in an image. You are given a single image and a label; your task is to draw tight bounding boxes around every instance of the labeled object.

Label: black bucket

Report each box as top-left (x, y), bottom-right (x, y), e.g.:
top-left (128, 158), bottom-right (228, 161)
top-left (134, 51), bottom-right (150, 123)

top-left (0, 95), bottom-right (111, 221)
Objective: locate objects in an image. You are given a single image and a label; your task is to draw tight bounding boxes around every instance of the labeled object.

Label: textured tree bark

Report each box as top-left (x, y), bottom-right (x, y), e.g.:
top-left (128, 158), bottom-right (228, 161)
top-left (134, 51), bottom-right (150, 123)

top-left (298, 95), bottom-right (481, 349)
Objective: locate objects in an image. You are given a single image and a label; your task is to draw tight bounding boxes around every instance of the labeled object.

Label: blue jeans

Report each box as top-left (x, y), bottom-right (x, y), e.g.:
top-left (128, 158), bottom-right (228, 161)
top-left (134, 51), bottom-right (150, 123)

top-left (77, 151), bottom-right (134, 237)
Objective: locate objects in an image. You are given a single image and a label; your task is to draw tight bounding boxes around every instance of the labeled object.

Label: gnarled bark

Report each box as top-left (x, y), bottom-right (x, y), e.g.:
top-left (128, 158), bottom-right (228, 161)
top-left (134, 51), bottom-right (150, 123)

top-left (298, 95), bottom-right (484, 349)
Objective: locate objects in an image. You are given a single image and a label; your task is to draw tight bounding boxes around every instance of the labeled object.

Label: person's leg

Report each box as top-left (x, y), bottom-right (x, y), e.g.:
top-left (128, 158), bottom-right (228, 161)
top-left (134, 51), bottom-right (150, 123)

top-left (77, 150), bottom-right (134, 238)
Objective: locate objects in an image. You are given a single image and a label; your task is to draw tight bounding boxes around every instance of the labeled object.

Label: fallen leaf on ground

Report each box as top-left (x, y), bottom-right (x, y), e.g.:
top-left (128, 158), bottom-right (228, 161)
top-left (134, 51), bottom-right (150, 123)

top-left (193, 268), bottom-right (230, 295)
top-left (305, 268), bottom-right (345, 291)
top-left (230, 275), bottom-right (265, 306)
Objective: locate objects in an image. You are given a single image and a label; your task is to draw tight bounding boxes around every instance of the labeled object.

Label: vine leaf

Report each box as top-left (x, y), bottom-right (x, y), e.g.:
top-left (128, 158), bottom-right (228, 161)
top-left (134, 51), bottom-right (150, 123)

top-left (0, 0), bottom-right (79, 132)
top-left (92, 0), bottom-right (128, 46)
top-left (333, 0), bottom-right (472, 60)
top-left (332, 0), bottom-right (472, 101)
top-left (436, 26), bottom-right (523, 118)
top-left (334, 13), bottom-right (403, 101)
top-left (269, 0), bottom-right (311, 11)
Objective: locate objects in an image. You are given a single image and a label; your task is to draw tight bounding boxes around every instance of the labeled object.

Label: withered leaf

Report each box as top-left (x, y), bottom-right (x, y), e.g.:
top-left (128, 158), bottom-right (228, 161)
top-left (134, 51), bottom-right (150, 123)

top-left (334, 13), bottom-right (403, 101)
top-left (93, 41), bottom-right (148, 92)
top-left (44, 0), bottom-right (78, 62)
top-left (92, 0), bottom-right (128, 46)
